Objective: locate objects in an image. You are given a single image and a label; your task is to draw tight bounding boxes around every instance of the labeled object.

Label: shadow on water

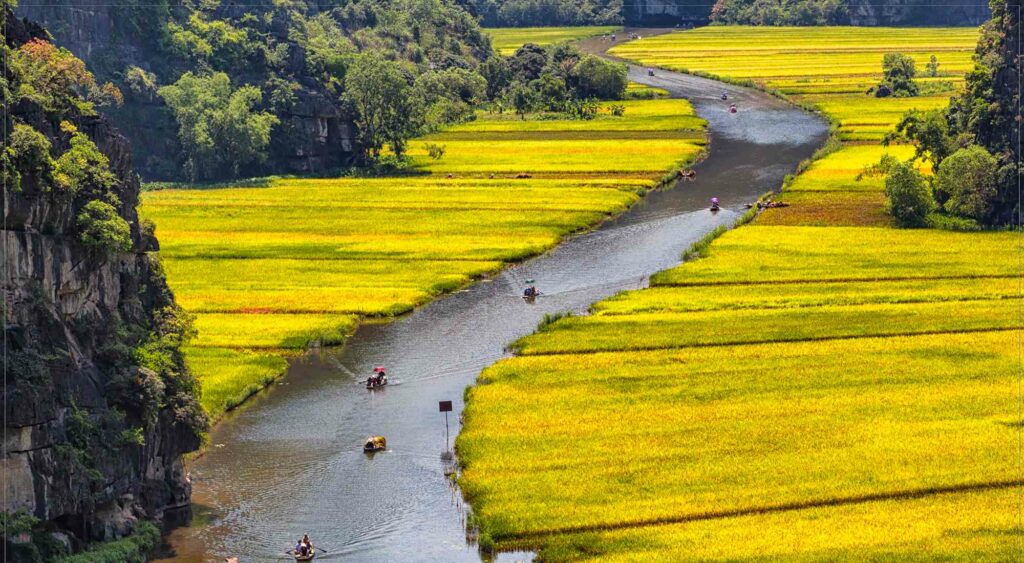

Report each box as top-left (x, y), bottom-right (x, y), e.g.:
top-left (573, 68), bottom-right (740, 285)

top-left (158, 42), bottom-right (828, 563)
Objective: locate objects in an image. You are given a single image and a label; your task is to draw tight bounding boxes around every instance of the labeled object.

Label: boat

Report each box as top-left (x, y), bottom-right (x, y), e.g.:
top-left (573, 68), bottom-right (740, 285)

top-left (364, 435), bottom-right (387, 452)
top-left (291, 547), bottom-right (315, 561)
top-left (366, 374), bottom-right (387, 389)
top-left (729, 104), bottom-right (738, 113)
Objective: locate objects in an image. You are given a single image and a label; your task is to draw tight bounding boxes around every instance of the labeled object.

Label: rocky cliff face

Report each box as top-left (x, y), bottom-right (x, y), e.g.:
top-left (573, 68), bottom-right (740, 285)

top-left (631, 0), bottom-right (989, 25)
top-left (16, 2), bottom-right (357, 180)
top-left (3, 10), bottom-right (206, 555)
top-left (846, 0), bottom-right (990, 25)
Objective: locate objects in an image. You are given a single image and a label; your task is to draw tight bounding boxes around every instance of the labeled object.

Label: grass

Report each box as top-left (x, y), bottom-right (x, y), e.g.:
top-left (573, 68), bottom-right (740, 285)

top-left (486, 26), bottom-right (620, 56)
top-left (143, 97), bottom-right (706, 420)
top-left (458, 26), bottom-right (1017, 560)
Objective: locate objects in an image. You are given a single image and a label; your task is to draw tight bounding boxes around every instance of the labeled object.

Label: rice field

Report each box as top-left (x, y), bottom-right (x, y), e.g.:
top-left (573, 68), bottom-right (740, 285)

top-left (486, 26), bottom-right (620, 55)
top-left (458, 26), bottom-right (1020, 560)
top-left (143, 98), bottom-right (705, 419)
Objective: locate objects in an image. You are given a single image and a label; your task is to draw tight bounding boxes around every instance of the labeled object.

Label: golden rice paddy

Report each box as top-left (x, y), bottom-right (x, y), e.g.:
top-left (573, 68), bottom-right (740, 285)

top-left (459, 26), bottom-right (1018, 560)
top-left (143, 99), bottom-right (705, 419)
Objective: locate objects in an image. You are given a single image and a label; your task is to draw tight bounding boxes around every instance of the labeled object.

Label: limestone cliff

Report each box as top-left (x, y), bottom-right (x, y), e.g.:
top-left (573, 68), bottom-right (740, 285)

top-left (16, 1), bottom-right (358, 180)
top-left (3, 9), bottom-right (207, 558)
top-left (629, 0), bottom-right (990, 25)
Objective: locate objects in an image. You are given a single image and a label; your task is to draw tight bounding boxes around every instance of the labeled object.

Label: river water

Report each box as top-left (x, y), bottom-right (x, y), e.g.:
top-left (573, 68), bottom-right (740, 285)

top-left (159, 55), bottom-right (828, 562)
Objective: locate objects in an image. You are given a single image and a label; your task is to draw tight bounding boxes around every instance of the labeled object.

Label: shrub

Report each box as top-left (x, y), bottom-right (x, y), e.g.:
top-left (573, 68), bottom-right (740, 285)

top-left (934, 145), bottom-right (997, 222)
top-left (424, 143), bottom-right (446, 160)
top-left (76, 201), bottom-right (132, 254)
top-left (58, 521), bottom-right (159, 563)
top-left (8, 123), bottom-right (53, 189)
top-left (925, 212), bottom-right (982, 232)
top-left (608, 103), bottom-right (625, 116)
top-left (884, 162), bottom-right (933, 227)
top-left (53, 123), bottom-right (119, 196)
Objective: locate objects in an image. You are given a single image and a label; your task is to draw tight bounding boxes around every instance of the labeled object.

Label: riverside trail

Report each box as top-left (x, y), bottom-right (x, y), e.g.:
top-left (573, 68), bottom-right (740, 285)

top-left (158, 35), bottom-right (828, 562)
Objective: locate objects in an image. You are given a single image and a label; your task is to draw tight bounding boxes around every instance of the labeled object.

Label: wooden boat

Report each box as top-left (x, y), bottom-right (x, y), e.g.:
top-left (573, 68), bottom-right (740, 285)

top-left (292, 547), bottom-right (315, 561)
top-left (364, 435), bottom-right (387, 452)
top-left (366, 375), bottom-right (387, 389)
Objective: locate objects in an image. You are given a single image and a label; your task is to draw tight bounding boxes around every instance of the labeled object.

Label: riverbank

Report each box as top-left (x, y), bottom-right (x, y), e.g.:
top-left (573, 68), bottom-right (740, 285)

top-left (142, 98), bottom-right (706, 421)
top-left (157, 31), bottom-right (825, 561)
top-left (457, 26), bottom-right (1018, 560)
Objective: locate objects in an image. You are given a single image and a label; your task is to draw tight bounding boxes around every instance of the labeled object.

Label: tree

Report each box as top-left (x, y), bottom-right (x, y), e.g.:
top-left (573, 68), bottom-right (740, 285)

top-left (509, 43), bottom-right (548, 83)
top-left (479, 56), bottom-right (512, 100)
top-left (934, 145), bottom-right (998, 222)
top-left (945, 0), bottom-right (1022, 225)
top-left (13, 39), bottom-right (122, 113)
top-left (532, 72), bottom-right (568, 111)
top-left (885, 109), bottom-right (955, 167)
top-left (884, 161), bottom-right (933, 227)
top-left (416, 68), bottom-right (486, 128)
top-left (344, 51), bottom-right (423, 159)
top-left (572, 55), bottom-right (627, 100)
top-left (875, 53), bottom-right (918, 97)
top-left (925, 55), bottom-right (940, 77)
top-left (506, 82), bottom-right (537, 119)
top-left (290, 13), bottom-right (355, 88)
top-left (158, 72), bottom-right (279, 181)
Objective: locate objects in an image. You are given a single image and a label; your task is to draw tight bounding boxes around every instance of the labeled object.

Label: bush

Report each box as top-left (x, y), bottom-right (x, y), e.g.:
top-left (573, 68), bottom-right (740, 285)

top-left (53, 123), bottom-right (119, 196)
top-left (58, 521), bottom-right (159, 563)
top-left (424, 143), bottom-right (446, 160)
top-left (925, 212), bottom-right (982, 232)
top-left (76, 201), bottom-right (132, 254)
top-left (884, 162), bottom-right (934, 227)
top-left (934, 145), bottom-right (997, 222)
top-left (608, 103), bottom-right (625, 116)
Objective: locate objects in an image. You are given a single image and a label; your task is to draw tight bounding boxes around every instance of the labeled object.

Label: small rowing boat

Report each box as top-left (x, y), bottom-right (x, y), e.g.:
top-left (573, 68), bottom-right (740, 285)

top-left (364, 435), bottom-right (387, 452)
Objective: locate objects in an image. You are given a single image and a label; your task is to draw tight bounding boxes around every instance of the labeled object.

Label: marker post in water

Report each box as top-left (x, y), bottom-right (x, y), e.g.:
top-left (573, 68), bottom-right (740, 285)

top-left (439, 400), bottom-right (453, 453)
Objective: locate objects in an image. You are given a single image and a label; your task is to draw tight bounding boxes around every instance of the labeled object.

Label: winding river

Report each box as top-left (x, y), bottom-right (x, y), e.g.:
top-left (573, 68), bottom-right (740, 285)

top-left (158, 40), bottom-right (828, 562)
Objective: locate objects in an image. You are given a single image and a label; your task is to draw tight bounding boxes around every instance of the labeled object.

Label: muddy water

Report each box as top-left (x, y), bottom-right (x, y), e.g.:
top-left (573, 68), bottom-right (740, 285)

top-left (159, 56), bottom-right (827, 562)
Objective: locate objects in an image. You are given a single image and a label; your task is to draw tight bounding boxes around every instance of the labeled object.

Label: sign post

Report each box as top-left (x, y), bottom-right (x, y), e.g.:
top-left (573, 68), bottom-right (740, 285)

top-left (439, 400), bottom-right (453, 452)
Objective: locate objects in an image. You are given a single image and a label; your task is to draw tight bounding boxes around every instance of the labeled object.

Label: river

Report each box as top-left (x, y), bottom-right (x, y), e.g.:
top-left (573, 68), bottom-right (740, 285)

top-left (158, 44), bottom-right (828, 562)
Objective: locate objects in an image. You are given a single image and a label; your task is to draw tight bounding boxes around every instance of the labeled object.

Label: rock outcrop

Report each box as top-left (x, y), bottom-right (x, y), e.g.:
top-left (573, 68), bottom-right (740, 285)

top-left (3, 9), bottom-right (206, 555)
top-left (846, 0), bottom-right (990, 25)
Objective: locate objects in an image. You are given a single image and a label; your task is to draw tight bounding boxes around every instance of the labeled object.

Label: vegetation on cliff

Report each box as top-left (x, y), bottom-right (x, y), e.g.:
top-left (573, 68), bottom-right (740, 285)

top-left (18, 0), bottom-right (494, 181)
top-left (2, 5), bottom-right (206, 558)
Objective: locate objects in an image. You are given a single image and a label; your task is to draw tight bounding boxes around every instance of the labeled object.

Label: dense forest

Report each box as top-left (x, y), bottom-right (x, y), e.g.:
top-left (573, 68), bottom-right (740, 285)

top-left (2, 3), bottom-right (207, 560)
top-left (19, 0), bottom-right (494, 180)
top-left (457, 0), bottom-right (624, 26)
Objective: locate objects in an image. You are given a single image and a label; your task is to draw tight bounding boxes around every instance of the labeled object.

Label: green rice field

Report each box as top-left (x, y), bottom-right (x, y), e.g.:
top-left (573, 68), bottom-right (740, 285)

top-left (143, 99), bottom-right (705, 419)
top-left (458, 26), bottom-right (1019, 560)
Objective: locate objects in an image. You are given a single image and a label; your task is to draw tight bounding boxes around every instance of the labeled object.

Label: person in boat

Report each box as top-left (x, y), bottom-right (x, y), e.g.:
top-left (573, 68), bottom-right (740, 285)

top-left (711, 197), bottom-right (721, 210)
top-left (523, 286), bottom-right (538, 298)
top-left (721, 91), bottom-right (728, 100)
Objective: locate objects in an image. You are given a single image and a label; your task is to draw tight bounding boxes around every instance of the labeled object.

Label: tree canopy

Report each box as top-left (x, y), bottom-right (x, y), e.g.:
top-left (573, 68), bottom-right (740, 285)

top-left (158, 72), bottom-right (279, 181)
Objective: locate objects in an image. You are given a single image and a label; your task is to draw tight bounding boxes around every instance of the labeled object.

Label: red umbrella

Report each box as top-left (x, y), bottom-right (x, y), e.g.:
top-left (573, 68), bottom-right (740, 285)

top-left (373, 366), bottom-right (386, 373)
